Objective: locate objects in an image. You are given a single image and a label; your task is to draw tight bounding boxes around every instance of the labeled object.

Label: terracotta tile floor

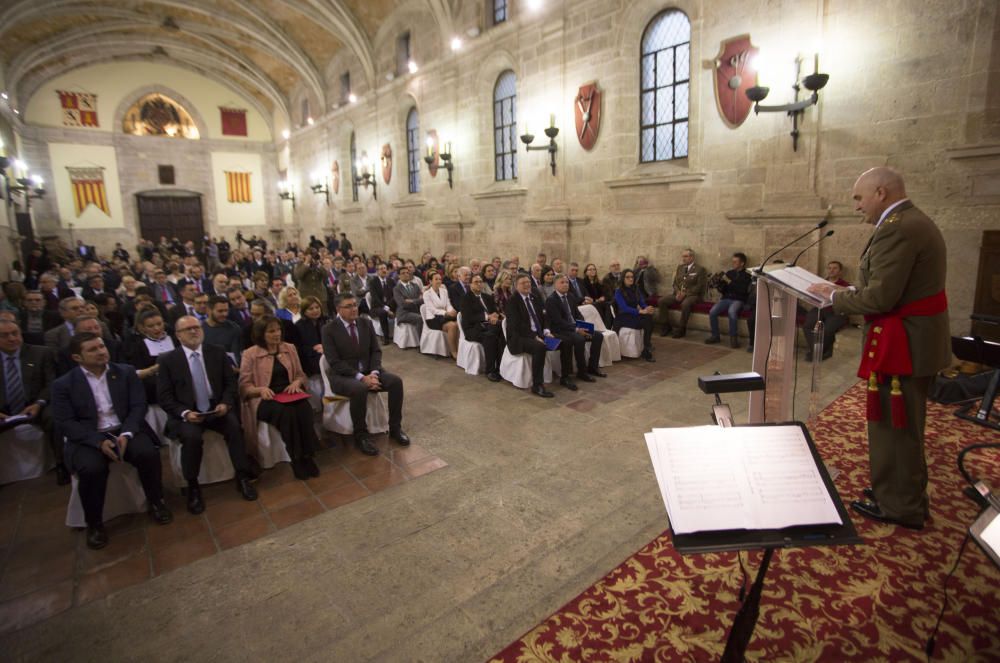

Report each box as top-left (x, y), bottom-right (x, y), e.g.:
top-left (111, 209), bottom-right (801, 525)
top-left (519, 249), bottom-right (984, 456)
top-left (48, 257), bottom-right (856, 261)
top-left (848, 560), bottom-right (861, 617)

top-left (0, 432), bottom-right (447, 634)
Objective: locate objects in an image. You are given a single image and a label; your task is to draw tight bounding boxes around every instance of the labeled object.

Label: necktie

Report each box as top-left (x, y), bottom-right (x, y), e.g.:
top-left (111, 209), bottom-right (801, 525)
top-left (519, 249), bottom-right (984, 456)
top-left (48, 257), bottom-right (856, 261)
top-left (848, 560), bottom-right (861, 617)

top-left (5, 356), bottom-right (25, 414)
top-left (161, 287), bottom-right (168, 302)
top-left (189, 351), bottom-right (211, 412)
top-left (349, 321), bottom-right (359, 347)
top-left (525, 296), bottom-right (541, 333)
top-left (562, 294), bottom-right (572, 320)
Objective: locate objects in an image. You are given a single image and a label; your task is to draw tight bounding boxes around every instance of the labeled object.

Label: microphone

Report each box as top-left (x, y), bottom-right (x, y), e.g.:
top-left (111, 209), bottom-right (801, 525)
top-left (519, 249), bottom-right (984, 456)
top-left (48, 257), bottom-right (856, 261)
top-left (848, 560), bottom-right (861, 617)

top-left (790, 230), bottom-right (834, 267)
top-left (755, 219), bottom-right (829, 273)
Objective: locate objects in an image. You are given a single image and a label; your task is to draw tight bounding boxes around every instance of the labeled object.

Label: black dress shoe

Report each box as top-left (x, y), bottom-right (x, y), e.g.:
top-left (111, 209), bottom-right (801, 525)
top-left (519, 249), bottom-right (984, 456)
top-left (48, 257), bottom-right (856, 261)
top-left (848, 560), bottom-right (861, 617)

top-left (186, 484), bottom-right (205, 515)
top-left (670, 329), bottom-right (686, 339)
top-left (641, 350), bottom-right (655, 362)
top-left (704, 336), bottom-right (721, 345)
top-left (355, 435), bottom-right (379, 456)
top-left (246, 455), bottom-right (262, 479)
top-left (531, 385), bottom-right (554, 398)
top-left (86, 525), bottom-right (108, 550)
top-left (862, 487), bottom-right (876, 502)
top-left (149, 500), bottom-right (174, 525)
top-left (55, 463), bottom-right (71, 486)
top-left (236, 476), bottom-right (258, 501)
top-left (559, 377), bottom-right (578, 391)
top-left (291, 459), bottom-right (310, 480)
top-left (577, 373), bottom-right (596, 383)
top-left (850, 499), bottom-right (924, 530)
top-left (588, 368), bottom-right (608, 378)
top-left (729, 337), bottom-right (740, 349)
top-left (659, 326), bottom-right (672, 337)
top-left (487, 371), bottom-right (502, 382)
top-left (390, 430), bottom-right (411, 447)
top-left (303, 457), bottom-right (320, 477)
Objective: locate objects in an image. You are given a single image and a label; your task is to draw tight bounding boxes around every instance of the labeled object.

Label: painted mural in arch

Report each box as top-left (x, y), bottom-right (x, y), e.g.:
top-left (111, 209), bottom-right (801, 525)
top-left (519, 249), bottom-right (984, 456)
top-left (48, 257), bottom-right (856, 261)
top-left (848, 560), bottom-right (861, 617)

top-left (122, 93), bottom-right (200, 139)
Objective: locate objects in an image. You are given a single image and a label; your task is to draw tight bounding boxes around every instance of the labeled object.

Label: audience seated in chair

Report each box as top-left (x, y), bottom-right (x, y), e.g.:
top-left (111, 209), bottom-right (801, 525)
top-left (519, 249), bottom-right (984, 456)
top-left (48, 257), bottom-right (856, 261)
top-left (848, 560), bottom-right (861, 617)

top-left (294, 296), bottom-right (327, 378)
top-left (157, 316), bottom-right (258, 514)
top-left (52, 332), bottom-right (173, 550)
top-left (321, 293), bottom-right (410, 457)
top-left (124, 309), bottom-right (176, 406)
top-left (705, 252), bottom-right (752, 348)
top-left (392, 266), bottom-right (424, 334)
top-left (802, 260), bottom-right (851, 361)
top-left (460, 274), bottom-right (505, 381)
top-left (614, 269), bottom-right (656, 362)
top-left (505, 274), bottom-right (560, 398)
top-left (545, 275), bottom-right (607, 390)
top-left (658, 248), bottom-right (708, 339)
top-left (367, 263), bottom-right (395, 344)
top-left (202, 295), bottom-right (243, 361)
top-left (422, 272), bottom-right (459, 357)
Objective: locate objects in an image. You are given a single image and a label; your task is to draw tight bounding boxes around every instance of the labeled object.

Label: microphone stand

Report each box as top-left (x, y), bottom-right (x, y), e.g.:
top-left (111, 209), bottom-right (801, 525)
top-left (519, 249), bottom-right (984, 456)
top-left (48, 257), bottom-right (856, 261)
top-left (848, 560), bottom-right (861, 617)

top-left (755, 219), bottom-right (829, 274)
top-left (790, 230), bottom-right (835, 267)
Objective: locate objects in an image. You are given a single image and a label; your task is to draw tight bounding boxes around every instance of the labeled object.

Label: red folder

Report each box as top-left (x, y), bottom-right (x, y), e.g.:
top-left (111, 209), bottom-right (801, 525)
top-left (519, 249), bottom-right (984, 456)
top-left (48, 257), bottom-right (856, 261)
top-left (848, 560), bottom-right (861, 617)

top-left (273, 391), bottom-right (310, 404)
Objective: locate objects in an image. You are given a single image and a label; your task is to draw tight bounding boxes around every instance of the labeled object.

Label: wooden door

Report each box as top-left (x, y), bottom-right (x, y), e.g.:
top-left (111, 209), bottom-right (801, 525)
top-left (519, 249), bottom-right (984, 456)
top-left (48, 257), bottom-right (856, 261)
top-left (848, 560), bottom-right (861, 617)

top-left (136, 194), bottom-right (203, 244)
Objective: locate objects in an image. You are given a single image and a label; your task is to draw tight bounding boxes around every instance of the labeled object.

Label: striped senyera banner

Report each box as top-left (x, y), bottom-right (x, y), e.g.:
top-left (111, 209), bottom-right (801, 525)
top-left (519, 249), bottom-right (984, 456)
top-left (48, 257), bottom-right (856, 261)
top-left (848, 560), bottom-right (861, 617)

top-left (225, 171), bottom-right (252, 203)
top-left (66, 166), bottom-right (110, 216)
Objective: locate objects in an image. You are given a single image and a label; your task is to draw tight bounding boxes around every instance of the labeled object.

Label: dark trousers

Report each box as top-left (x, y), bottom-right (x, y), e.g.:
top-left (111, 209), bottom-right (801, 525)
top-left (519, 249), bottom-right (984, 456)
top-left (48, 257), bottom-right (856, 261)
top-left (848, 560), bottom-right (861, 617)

top-left (37, 408), bottom-right (61, 464)
top-left (615, 315), bottom-right (654, 351)
top-left (556, 331), bottom-right (602, 375)
top-left (658, 293), bottom-right (701, 331)
top-left (466, 323), bottom-right (505, 373)
top-left (68, 432), bottom-right (163, 527)
top-left (175, 411), bottom-right (251, 482)
top-left (257, 400), bottom-right (318, 460)
top-left (372, 308), bottom-right (392, 338)
top-left (514, 335), bottom-right (548, 387)
top-left (330, 371), bottom-right (404, 435)
top-left (802, 308), bottom-right (847, 357)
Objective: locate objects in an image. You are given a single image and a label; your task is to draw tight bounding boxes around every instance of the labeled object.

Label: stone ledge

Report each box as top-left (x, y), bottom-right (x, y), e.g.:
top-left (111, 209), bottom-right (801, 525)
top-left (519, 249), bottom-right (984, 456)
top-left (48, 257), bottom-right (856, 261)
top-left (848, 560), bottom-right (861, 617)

top-left (391, 198), bottom-right (428, 209)
top-left (432, 219), bottom-right (475, 228)
top-left (603, 171), bottom-right (707, 189)
top-left (945, 144), bottom-right (1000, 160)
top-left (471, 187), bottom-right (528, 200)
top-left (522, 216), bottom-right (590, 226)
top-left (340, 206), bottom-right (363, 215)
top-left (726, 208), bottom-right (833, 225)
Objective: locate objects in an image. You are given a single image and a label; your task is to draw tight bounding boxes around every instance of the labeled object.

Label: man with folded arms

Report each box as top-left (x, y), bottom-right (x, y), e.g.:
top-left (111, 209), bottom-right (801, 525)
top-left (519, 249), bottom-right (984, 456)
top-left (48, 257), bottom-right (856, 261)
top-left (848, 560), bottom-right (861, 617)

top-left (322, 293), bottom-right (410, 456)
top-left (392, 266), bottom-right (424, 334)
top-left (157, 316), bottom-right (257, 514)
top-left (545, 275), bottom-right (607, 389)
top-left (52, 332), bottom-right (172, 549)
top-left (505, 274), bottom-right (556, 398)
top-left (460, 274), bottom-right (505, 382)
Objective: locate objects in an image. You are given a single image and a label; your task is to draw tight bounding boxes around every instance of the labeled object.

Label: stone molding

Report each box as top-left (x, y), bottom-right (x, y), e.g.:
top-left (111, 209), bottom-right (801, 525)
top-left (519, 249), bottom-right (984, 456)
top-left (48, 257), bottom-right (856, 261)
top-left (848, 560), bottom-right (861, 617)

top-left (945, 144), bottom-right (1000, 160)
top-left (470, 186), bottom-right (528, 200)
top-left (604, 171), bottom-right (707, 189)
top-left (392, 198), bottom-right (427, 209)
top-left (725, 208), bottom-right (834, 225)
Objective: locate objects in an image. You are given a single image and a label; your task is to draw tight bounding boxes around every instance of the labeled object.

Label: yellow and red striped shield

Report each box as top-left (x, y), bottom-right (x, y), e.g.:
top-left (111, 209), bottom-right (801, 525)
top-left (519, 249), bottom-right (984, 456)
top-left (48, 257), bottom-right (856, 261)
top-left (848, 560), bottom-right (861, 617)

top-left (225, 171), bottom-right (252, 203)
top-left (66, 167), bottom-right (110, 217)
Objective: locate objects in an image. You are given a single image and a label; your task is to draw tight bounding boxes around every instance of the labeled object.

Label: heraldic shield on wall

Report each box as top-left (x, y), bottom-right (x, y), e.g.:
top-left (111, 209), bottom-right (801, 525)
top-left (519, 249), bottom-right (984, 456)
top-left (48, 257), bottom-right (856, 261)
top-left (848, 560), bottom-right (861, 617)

top-left (574, 83), bottom-right (602, 151)
top-left (713, 35), bottom-right (759, 128)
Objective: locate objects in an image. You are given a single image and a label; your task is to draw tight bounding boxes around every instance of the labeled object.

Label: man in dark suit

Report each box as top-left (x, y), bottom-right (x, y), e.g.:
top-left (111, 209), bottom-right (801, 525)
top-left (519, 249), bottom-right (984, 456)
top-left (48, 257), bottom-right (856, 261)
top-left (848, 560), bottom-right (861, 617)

top-left (19, 290), bottom-right (62, 346)
top-left (367, 263), bottom-right (395, 344)
top-left (392, 267), bottom-right (423, 333)
top-left (181, 265), bottom-right (212, 295)
top-left (80, 274), bottom-right (109, 302)
top-left (44, 296), bottom-right (86, 350)
top-left (545, 275), bottom-right (607, 386)
top-left (227, 287), bottom-right (253, 328)
top-left (75, 240), bottom-right (97, 261)
top-left (505, 274), bottom-right (555, 398)
top-left (447, 266), bottom-right (472, 309)
top-left (157, 316), bottom-right (257, 514)
top-left (0, 320), bottom-right (66, 484)
top-left (167, 282), bottom-right (199, 330)
top-left (55, 316), bottom-right (122, 376)
top-left (321, 293), bottom-right (409, 456)
top-left (52, 332), bottom-right (173, 549)
top-left (150, 271), bottom-right (179, 309)
top-left (460, 274), bottom-right (504, 382)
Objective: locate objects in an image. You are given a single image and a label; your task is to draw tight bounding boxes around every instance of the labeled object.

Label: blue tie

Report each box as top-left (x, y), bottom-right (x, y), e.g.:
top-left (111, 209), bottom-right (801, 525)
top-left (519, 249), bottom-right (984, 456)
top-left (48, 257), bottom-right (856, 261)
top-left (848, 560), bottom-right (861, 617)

top-left (525, 296), bottom-right (541, 333)
top-left (189, 351), bottom-right (211, 412)
top-left (5, 356), bottom-right (24, 414)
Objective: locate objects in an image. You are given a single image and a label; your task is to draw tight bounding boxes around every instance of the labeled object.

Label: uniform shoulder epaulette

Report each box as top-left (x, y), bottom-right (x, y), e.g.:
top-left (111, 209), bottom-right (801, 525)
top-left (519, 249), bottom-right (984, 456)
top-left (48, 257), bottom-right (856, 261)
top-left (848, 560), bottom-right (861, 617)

top-left (884, 212), bottom-right (901, 225)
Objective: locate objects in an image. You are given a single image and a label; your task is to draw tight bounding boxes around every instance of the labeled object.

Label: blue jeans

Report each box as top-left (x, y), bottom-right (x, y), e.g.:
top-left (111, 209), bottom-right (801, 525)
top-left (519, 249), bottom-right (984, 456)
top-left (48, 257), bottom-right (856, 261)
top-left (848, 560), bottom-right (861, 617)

top-left (709, 299), bottom-right (744, 337)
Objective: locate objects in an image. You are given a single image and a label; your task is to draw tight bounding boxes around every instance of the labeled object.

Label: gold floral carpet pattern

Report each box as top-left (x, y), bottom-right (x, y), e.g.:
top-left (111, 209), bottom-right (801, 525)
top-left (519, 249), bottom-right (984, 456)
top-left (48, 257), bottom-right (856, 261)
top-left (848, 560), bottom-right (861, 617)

top-left (489, 383), bottom-right (1000, 662)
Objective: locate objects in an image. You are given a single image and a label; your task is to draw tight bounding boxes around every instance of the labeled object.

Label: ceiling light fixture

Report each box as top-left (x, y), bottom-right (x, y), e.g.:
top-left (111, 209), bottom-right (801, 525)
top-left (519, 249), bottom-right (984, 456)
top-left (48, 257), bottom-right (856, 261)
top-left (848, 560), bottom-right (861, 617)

top-left (348, 93), bottom-right (358, 104)
top-left (407, 60), bottom-right (418, 74)
top-left (450, 37), bottom-right (463, 52)
top-left (281, 129), bottom-right (290, 140)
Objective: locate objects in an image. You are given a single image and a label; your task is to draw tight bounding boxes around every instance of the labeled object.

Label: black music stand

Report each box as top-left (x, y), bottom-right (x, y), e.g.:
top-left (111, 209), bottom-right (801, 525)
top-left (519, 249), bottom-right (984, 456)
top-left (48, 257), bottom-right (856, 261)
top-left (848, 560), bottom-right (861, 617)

top-left (667, 422), bottom-right (861, 663)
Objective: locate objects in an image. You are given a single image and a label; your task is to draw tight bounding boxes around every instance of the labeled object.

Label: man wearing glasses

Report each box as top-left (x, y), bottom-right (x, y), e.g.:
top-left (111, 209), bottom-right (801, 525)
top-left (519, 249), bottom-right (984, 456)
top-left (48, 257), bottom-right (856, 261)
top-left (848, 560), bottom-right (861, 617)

top-left (157, 316), bottom-right (258, 514)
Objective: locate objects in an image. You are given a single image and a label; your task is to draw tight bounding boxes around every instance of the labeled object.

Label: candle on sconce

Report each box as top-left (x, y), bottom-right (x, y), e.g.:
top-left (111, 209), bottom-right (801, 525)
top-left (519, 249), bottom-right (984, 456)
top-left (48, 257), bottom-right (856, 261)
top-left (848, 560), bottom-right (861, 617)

top-left (523, 121), bottom-right (530, 136)
top-left (549, 113), bottom-right (555, 128)
top-left (425, 136), bottom-right (434, 158)
top-left (813, 52), bottom-right (819, 74)
top-left (443, 141), bottom-right (452, 155)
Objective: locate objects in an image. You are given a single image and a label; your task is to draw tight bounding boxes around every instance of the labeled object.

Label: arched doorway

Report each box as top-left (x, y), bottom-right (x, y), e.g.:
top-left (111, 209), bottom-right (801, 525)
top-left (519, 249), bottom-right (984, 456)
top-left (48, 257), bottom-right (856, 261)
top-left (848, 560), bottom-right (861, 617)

top-left (135, 190), bottom-right (204, 244)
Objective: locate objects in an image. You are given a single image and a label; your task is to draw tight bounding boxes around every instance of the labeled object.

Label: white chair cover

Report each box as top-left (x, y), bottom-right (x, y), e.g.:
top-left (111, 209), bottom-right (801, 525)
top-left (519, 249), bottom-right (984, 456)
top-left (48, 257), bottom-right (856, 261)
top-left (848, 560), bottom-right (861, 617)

top-left (498, 319), bottom-right (552, 389)
top-left (145, 404), bottom-right (170, 445)
top-left (166, 430), bottom-right (236, 489)
top-left (365, 292), bottom-right (383, 337)
top-left (65, 462), bottom-right (147, 528)
top-left (255, 423), bottom-right (291, 469)
top-left (456, 313), bottom-right (485, 376)
top-left (0, 424), bottom-right (53, 485)
top-left (579, 304), bottom-right (622, 365)
top-left (418, 304), bottom-right (450, 357)
top-left (307, 374), bottom-right (325, 413)
top-left (546, 350), bottom-right (562, 376)
top-left (318, 358), bottom-right (390, 435)
top-left (393, 321), bottom-right (420, 349)
top-left (618, 327), bottom-right (644, 358)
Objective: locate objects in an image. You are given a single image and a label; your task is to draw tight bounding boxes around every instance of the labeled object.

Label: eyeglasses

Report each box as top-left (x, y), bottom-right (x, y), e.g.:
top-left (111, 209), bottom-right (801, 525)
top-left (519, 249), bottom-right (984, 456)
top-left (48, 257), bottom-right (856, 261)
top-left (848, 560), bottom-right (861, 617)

top-left (338, 303), bottom-right (359, 310)
top-left (175, 326), bottom-right (202, 333)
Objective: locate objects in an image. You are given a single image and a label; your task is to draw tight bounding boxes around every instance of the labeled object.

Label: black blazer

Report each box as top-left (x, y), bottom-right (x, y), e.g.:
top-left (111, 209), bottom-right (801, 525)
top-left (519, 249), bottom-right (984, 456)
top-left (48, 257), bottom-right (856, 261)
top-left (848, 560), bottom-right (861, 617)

top-left (19, 309), bottom-right (61, 345)
top-left (156, 344), bottom-right (237, 436)
top-left (459, 290), bottom-right (497, 334)
top-left (295, 316), bottom-right (326, 376)
top-left (150, 282), bottom-right (178, 306)
top-left (447, 282), bottom-right (470, 309)
top-left (504, 291), bottom-right (548, 354)
top-left (368, 275), bottom-right (396, 311)
top-left (0, 344), bottom-right (55, 413)
top-left (321, 316), bottom-right (381, 378)
top-left (228, 306), bottom-right (253, 328)
top-left (52, 362), bottom-right (150, 452)
top-left (544, 291), bottom-right (583, 336)
top-left (56, 336), bottom-right (123, 377)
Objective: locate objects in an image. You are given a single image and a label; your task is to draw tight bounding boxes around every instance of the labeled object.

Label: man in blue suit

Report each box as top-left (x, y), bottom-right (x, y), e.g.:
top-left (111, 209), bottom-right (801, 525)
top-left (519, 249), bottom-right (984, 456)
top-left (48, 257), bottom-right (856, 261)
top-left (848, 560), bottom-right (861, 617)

top-left (52, 332), bottom-right (173, 549)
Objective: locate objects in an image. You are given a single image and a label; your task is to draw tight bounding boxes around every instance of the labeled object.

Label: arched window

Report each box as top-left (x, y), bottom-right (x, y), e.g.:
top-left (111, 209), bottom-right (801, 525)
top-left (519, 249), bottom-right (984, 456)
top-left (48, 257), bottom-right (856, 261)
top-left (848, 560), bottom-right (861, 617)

top-left (493, 70), bottom-right (517, 181)
top-left (406, 108), bottom-right (421, 194)
top-left (350, 132), bottom-right (359, 202)
top-left (640, 10), bottom-right (690, 162)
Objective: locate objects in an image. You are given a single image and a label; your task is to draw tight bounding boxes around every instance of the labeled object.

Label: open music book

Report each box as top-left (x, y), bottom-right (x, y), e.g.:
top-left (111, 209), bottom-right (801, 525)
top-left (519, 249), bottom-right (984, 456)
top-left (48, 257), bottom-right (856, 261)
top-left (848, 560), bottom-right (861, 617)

top-left (763, 266), bottom-right (839, 308)
top-left (644, 425), bottom-right (842, 535)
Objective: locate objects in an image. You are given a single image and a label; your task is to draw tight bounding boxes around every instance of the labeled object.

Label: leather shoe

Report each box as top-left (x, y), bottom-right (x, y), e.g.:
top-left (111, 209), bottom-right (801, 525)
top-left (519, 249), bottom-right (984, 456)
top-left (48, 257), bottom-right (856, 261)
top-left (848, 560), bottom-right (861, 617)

top-left (588, 368), bottom-right (607, 378)
top-left (559, 377), bottom-right (578, 391)
top-left (850, 499), bottom-right (924, 530)
top-left (236, 476), bottom-right (258, 501)
top-left (487, 371), bottom-right (502, 382)
top-left (729, 336), bottom-right (740, 348)
top-left (659, 326), bottom-right (672, 337)
top-left (704, 336), bottom-right (721, 345)
top-left (55, 463), bottom-right (71, 486)
top-left (577, 373), bottom-right (596, 383)
top-left (641, 350), bottom-right (655, 362)
top-left (390, 430), bottom-right (411, 447)
top-left (304, 456), bottom-right (320, 477)
top-left (86, 525), bottom-right (108, 550)
top-left (531, 385), bottom-right (554, 398)
top-left (149, 500), bottom-right (173, 525)
top-left (670, 329), bottom-right (686, 339)
top-left (186, 484), bottom-right (205, 515)
top-left (355, 435), bottom-right (379, 456)
top-left (862, 487), bottom-right (876, 502)
top-left (291, 459), bottom-right (311, 480)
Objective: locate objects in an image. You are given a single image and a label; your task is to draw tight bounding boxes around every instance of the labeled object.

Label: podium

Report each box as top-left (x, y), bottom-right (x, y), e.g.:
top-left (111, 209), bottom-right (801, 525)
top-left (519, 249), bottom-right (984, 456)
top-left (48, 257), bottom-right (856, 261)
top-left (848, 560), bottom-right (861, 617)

top-left (749, 266), bottom-right (832, 424)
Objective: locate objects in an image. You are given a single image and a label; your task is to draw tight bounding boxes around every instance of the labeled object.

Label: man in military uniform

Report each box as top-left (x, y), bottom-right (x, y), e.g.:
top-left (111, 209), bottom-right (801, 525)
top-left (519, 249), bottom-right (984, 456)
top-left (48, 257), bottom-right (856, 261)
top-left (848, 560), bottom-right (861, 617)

top-left (809, 167), bottom-right (949, 530)
top-left (658, 248), bottom-right (708, 338)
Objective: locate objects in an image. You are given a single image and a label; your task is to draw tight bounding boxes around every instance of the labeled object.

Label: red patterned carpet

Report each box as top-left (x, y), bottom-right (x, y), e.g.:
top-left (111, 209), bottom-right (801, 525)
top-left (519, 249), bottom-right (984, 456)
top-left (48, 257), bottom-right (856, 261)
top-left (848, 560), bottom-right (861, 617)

top-left (489, 383), bottom-right (1000, 662)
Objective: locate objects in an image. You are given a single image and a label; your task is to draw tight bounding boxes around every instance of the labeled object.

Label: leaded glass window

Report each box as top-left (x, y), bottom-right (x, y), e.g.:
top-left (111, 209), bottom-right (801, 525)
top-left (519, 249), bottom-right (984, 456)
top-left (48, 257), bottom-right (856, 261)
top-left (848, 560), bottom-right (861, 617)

top-left (406, 108), bottom-right (420, 194)
top-left (640, 10), bottom-right (690, 162)
top-left (493, 70), bottom-right (517, 181)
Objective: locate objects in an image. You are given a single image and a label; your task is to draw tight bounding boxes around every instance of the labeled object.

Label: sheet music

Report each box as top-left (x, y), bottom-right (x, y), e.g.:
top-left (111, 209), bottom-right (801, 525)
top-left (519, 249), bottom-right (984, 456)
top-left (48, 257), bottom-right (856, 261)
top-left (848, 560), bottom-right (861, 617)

top-left (646, 425), bottom-right (842, 535)
top-left (143, 336), bottom-right (175, 357)
top-left (981, 513), bottom-right (1000, 555)
top-left (764, 266), bottom-right (833, 307)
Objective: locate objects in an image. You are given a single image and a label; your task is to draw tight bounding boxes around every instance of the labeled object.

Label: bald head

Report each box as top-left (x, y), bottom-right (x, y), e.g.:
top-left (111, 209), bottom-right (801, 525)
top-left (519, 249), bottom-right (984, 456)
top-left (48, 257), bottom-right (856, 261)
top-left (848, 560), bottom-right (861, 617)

top-left (852, 167), bottom-right (908, 225)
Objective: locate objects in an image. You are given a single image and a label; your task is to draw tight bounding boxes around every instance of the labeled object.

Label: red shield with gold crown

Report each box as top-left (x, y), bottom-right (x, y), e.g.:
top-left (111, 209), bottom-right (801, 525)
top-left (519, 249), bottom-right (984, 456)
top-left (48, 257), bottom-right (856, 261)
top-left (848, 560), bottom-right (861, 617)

top-left (574, 83), bottom-right (602, 151)
top-left (713, 35), bottom-right (759, 128)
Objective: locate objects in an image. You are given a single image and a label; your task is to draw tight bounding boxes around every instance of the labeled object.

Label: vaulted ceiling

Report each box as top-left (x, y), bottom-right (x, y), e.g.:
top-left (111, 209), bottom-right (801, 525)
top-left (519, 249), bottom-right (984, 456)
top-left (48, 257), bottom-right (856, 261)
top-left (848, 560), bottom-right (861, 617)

top-left (0, 0), bottom-right (460, 124)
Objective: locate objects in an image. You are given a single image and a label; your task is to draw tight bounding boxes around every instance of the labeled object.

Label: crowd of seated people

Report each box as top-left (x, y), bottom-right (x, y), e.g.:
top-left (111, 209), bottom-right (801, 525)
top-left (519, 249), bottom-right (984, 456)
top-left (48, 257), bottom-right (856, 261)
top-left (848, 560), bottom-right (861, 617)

top-left (0, 233), bottom-right (854, 549)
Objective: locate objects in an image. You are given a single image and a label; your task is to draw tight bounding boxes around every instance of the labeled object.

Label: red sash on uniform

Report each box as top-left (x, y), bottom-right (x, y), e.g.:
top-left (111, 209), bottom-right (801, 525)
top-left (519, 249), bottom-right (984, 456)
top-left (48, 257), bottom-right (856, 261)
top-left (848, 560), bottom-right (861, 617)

top-left (858, 290), bottom-right (947, 428)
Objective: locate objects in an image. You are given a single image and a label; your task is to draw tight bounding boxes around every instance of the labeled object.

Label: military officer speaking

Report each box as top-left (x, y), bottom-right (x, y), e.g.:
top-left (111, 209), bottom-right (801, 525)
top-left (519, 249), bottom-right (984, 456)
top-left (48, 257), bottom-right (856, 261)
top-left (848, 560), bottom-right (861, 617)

top-left (809, 167), bottom-right (950, 531)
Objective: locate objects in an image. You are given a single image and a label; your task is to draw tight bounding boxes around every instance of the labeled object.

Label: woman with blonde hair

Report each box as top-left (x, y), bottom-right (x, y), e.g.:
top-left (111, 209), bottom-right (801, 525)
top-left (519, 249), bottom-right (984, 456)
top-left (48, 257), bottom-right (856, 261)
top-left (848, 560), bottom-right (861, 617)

top-left (276, 286), bottom-right (302, 322)
top-left (492, 269), bottom-right (514, 315)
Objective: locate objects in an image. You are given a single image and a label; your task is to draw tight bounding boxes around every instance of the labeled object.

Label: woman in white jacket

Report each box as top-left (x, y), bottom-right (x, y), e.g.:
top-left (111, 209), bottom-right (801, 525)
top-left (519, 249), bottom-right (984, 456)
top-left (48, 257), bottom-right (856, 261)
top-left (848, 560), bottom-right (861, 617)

top-left (422, 271), bottom-right (459, 357)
